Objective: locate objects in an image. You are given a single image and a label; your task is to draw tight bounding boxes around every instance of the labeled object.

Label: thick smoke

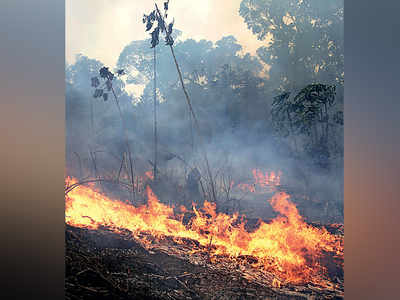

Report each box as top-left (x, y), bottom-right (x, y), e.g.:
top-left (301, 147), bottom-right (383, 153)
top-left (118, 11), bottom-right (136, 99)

top-left (66, 18), bottom-right (343, 223)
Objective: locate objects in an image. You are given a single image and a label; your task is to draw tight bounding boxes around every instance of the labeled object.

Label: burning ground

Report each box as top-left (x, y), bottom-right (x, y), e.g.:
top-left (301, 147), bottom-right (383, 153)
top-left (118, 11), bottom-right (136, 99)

top-left (65, 174), bottom-right (343, 299)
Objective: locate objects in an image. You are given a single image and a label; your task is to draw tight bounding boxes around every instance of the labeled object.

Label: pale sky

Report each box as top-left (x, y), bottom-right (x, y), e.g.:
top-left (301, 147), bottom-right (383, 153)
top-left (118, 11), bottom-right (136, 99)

top-left (66, 0), bottom-right (267, 67)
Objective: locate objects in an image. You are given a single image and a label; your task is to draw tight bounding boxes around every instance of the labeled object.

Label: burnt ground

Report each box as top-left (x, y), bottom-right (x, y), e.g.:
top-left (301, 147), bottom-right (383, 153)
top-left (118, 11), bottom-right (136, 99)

top-left (65, 224), bottom-right (343, 300)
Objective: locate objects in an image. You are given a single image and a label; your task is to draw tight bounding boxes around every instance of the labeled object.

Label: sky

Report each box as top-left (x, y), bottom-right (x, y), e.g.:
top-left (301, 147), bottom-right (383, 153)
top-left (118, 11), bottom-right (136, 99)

top-left (66, 0), bottom-right (267, 67)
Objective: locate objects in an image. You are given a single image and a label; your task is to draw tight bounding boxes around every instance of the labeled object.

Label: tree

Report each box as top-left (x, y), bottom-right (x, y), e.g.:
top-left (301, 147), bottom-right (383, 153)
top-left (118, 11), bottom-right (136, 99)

top-left (239, 0), bottom-right (343, 98)
top-left (117, 35), bottom-right (269, 147)
top-left (271, 83), bottom-right (343, 168)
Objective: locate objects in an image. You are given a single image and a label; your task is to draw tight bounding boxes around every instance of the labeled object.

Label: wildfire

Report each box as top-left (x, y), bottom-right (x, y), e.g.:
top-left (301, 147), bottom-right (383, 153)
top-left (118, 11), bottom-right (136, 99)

top-left (114, 171), bottom-right (154, 193)
top-left (145, 170), bottom-right (154, 180)
top-left (253, 169), bottom-right (281, 188)
top-left (235, 169), bottom-right (282, 193)
top-left (65, 176), bottom-right (343, 287)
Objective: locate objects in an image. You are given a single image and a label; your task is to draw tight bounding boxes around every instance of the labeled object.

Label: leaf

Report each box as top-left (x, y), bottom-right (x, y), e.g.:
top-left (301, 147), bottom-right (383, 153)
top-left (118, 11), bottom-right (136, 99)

top-left (91, 77), bottom-right (100, 88)
top-left (99, 67), bottom-right (114, 80)
top-left (155, 12), bottom-right (166, 32)
top-left (99, 67), bottom-right (109, 78)
top-left (150, 26), bottom-right (160, 48)
top-left (146, 18), bottom-right (154, 31)
top-left (165, 34), bottom-right (174, 46)
top-left (145, 11), bottom-right (156, 31)
top-left (103, 93), bottom-right (108, 101)
top-left (116, 69), bottom-right (125, 76)
top-left (142, 14), bottom-right (147, 24)
top-left (93, 89), bottom-right (103, 98)
top-left (272, 92), bottom-right (290, 108)
top-left (164, 1), bottom-right (169, 11)
top-left (167, 20), bottom-right (174, 35)
top-left (158, 19), bottom-right (165, 33)
top-left (106, 80), bottom-right (112, 91)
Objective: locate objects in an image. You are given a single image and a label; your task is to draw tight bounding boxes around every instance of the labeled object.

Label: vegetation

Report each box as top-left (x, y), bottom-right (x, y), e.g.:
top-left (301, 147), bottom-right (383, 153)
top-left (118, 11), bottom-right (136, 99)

top-left (66, 0), bottom-right (344, 222)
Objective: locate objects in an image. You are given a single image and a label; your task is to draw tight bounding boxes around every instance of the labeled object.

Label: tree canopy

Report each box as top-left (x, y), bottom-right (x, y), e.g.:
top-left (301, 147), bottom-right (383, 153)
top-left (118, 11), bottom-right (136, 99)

top-left (240, 0), bottom-right (343, 95)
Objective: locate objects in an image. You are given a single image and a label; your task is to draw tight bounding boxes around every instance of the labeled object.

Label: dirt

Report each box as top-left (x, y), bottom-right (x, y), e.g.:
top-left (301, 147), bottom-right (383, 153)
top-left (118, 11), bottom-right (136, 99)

top-left (65, 224), bottom-right (343, 300)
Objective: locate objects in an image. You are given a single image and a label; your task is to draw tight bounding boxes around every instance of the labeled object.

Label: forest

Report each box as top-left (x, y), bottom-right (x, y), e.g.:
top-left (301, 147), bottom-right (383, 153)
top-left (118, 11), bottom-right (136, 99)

top-left (65, 1), bottom-right (344, 299)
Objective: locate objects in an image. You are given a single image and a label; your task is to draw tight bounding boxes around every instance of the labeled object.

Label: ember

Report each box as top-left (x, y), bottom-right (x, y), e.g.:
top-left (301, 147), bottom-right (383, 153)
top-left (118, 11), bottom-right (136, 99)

top-left (65, 175), bottom-right (343, 288)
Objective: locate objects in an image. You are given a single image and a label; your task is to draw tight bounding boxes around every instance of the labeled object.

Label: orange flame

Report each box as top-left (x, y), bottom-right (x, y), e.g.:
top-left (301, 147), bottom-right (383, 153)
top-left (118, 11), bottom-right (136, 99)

top-left (145, 170), bottom-right (154, 180)
top-left (235, 169), bottom-right (282, 193)
top-left (252, 169), bottom-right (281, 188)
top-left (65, 177), bottom-right (343, 286)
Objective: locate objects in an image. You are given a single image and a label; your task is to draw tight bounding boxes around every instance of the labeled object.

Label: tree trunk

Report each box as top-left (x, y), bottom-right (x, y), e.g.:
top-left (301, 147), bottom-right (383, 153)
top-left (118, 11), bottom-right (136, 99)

top-left (153, 47), bottom-right (158, 181)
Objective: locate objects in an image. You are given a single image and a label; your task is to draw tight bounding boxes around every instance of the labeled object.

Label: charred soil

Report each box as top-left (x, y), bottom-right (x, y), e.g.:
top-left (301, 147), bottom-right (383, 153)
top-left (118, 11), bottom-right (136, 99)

top-left (66, 224), bottom-right (343, 300)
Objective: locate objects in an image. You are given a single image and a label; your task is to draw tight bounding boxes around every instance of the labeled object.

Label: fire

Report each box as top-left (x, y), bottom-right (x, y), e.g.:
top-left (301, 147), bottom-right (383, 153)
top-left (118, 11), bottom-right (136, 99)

top-left (65, 176), bottom-right (343, 287)
top-left (111, 171), bottom-right (154, 193)
top-left (145, 170), bottom-right (154, 180)
top-left (235, 169), bottom-right (282, 193)
top-left (252, 169), bottom-right (281, 188)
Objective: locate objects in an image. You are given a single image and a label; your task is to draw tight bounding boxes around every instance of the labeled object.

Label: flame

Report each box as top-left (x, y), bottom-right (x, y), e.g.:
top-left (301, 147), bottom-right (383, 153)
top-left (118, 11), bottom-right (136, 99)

top-left (252, 169), bottom-right (281, 188)
top-left (65, 176), bottom-right (343, 287)
top-left (145, 170), bottom-right (154, 180)
top-left (111, 171), bottom-right (153, 193)
top-left (234, 169), bottom-right (282, 193)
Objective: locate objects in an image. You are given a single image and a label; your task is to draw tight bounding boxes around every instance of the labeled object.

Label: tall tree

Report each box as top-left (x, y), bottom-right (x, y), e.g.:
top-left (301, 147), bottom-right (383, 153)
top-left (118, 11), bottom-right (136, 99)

top-left (239, 0), bottom-right (343, 97)
top-left (117, 35), bottom-right (268, 146)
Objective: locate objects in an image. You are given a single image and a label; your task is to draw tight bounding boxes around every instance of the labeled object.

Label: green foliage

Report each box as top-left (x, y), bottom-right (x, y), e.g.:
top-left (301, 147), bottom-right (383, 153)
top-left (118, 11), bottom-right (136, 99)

top-left (239, 0), bottom-right (344, 165)
top-left (271, 92), bottom-right (291, 137)
top-left (291, 83), bottom-right (335, 135)
top-left (240, 0), bottom-right (344, 93)
top-left (271, 83), bottom-right (343, 167)
top-left (272, 84), bottom-right (336, 135)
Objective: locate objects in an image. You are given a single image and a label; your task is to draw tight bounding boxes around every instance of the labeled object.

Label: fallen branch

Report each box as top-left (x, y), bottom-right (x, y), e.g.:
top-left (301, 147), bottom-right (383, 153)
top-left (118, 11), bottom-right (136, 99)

top-left (65, 178), bottom-right (133, 195)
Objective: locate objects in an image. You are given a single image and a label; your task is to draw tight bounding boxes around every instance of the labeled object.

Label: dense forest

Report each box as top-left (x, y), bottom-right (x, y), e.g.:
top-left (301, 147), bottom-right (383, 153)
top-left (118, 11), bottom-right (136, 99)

top-left (66, 0), bottom-right (344, 223)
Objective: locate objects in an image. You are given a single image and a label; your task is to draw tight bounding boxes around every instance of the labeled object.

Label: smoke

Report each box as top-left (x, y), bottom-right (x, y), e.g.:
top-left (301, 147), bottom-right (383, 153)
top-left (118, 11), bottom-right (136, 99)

top-left (66, 32), bottom-right (343, 223)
